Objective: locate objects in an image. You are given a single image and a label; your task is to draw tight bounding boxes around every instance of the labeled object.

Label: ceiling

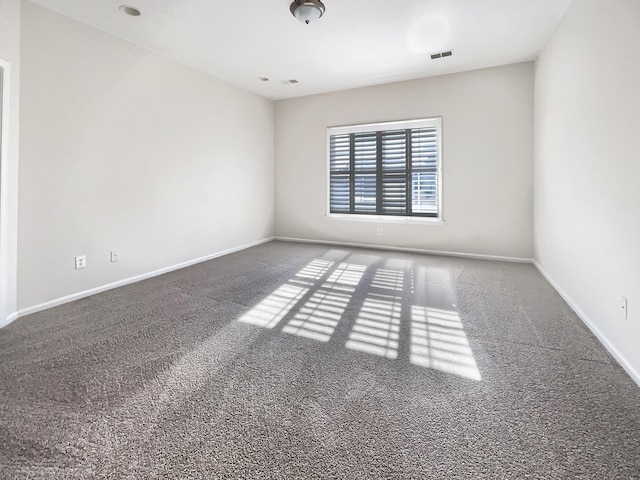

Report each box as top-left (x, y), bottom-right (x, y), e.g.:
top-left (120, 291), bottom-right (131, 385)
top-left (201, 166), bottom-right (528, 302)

top-left (30, 0), bottom-right (572, 100)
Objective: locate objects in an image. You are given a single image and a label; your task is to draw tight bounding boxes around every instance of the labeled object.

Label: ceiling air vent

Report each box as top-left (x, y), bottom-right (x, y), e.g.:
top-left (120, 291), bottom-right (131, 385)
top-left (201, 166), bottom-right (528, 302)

top-left (431, 50), bottom-right (453, 60)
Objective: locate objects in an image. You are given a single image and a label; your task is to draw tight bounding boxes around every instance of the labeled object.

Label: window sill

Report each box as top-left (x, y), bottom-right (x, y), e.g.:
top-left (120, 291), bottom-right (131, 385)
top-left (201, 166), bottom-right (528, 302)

top-left (326, 213), bottom-right (445, 226)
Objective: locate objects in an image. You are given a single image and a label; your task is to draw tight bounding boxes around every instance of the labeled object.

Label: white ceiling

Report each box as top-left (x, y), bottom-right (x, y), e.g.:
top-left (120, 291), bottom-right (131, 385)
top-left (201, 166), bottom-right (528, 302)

top-left (30, 0), bottom-right (572, 100)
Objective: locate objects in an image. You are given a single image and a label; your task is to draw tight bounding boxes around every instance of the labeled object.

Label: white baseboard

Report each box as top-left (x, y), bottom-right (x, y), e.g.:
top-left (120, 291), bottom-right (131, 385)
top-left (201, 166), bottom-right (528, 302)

top-left (6, 237), bottom-right (274, 325)
top-left (6, 236), bottom-right (637, 388)
top-left (534, 261), bottom-right (640, 388)
top-left (275, 236), bottom-right (533, 264)
top-left (0, 311), bottom-right (18, 329)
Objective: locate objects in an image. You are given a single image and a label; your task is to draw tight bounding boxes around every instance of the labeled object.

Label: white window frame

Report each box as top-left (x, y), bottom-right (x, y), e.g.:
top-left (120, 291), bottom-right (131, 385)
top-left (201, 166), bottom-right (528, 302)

top-left (326, 117), bottom-right (444, 225)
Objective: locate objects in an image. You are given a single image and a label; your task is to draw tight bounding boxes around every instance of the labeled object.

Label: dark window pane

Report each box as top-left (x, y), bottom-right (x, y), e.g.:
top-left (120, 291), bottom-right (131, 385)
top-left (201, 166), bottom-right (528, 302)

top-left (354, 174), bottom-right (377, 213)
top-left (354, 133), bottom-right (377, 171)
top-left (381, 130), bottom-right (406, 171)
top-left (382, 173), bottom-right (407, 215)
top-left (411, 128), bottom-right (438, 170)
top-left (330, 174), bottom-right (350, 213)
top-left (330, 134), bottom-right (351, 172)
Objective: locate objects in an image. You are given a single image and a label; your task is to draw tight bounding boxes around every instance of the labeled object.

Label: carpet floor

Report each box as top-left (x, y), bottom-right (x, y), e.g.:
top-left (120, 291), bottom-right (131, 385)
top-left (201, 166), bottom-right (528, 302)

top-left (1, 241), bottom-right (639, 479)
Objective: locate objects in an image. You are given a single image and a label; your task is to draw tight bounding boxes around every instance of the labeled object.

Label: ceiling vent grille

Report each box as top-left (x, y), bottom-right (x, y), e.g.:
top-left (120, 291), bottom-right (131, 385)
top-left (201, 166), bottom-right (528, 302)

top-left (430, 50), bottom-right (453, 60)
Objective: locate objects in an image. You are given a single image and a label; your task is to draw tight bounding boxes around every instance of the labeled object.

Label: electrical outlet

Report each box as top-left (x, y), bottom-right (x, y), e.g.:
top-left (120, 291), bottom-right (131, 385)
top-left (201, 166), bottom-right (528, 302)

top-left (75, 255), bottom-right (86, 270)
top-left (110, 250), bottom-right (119, 263)
top-left (620, 296), bottom-right (628, 320)
top-left (376, 228), bottom-right (383, 236)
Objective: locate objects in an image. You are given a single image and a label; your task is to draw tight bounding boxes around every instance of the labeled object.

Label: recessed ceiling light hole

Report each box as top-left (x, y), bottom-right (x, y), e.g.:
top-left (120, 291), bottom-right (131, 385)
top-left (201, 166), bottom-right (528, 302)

top-left (119, 5), bottom-right (141, 16)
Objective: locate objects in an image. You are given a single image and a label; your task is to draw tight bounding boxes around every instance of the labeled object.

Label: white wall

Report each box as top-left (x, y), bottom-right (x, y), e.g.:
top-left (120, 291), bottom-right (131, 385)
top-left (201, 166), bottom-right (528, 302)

top-left (534, 0), bottom-right (640, 379)
top-left (274, 63), bottom-right (534, 259)
top-left (0, 0), bottom-right (20, 325)
top-left (18, 2), bottom-right (274, 310)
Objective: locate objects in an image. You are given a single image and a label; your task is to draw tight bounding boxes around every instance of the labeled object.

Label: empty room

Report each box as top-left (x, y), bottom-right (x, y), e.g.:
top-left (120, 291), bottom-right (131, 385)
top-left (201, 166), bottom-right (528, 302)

top-left (1, 0), bottom-right (639, 478)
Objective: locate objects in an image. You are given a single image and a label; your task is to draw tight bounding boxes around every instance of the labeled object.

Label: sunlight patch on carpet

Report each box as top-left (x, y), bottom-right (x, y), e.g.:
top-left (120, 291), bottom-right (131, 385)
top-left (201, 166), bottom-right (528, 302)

top-left (282, 263), bottom-right (365, 342)
top-left (238, 259), bottom-right (334, 328)
top-left (410, 306), bottom-right (481, 381)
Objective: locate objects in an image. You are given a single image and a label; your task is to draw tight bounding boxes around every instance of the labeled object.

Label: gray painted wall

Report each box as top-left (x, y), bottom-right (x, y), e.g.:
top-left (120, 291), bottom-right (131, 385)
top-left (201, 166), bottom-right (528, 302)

top-left (534, 0), bottom-right (640, 379)
top-left (17, 2), bottom-right (275, 309)
top-left (274, 63), bottom-right (534, 259)
top-left (0, 0), bottom-right (20, 326)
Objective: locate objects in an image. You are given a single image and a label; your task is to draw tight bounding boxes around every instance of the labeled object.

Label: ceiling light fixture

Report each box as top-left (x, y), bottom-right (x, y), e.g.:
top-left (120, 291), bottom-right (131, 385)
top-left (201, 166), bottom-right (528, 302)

top-left (119, 5), bottom-right (141, 16)
top-left (290, 0), bottom-right (325, 25)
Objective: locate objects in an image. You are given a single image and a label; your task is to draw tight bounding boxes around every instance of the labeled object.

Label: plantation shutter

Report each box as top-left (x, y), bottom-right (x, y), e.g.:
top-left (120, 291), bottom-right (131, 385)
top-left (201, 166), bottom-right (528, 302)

top-left (410, 127), bottom-right (439, 215)
top-left (381, 129), bottom-right (408, 215)
top-left (328, 118), bottom-right (440, 218)
top-left (329, 134), bottom-right (350, 213)
top-left (353, 132), bottom-right (377, 213)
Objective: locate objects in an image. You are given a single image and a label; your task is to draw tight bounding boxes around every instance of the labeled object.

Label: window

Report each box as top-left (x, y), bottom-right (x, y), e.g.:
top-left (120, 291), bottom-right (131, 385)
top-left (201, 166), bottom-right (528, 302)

top-left (328, 118), bottom-right (442, 219)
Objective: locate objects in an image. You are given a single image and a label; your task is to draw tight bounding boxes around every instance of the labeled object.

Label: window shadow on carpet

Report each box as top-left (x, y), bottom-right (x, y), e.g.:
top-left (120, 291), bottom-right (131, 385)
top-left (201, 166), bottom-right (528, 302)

top-left (238, 250), bottom-right (481, 381)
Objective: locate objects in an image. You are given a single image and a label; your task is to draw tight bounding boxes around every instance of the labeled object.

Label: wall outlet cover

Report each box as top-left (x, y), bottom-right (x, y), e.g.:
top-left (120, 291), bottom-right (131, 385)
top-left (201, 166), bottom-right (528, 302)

top-left (75, 255), bottom-right (87, 270)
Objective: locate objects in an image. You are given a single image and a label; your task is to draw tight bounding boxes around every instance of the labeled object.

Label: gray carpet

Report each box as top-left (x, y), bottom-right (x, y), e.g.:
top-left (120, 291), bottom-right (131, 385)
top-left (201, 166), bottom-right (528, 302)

top-left (1, 240), bottom-right (639, 479)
